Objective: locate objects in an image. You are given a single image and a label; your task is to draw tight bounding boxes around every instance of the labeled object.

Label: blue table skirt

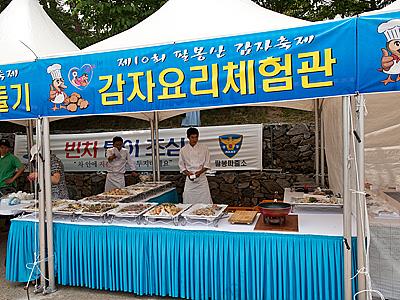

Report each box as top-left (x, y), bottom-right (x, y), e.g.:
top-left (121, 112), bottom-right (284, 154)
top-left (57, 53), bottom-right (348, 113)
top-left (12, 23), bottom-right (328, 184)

top-left (6, 220), bottom-right (357, 300)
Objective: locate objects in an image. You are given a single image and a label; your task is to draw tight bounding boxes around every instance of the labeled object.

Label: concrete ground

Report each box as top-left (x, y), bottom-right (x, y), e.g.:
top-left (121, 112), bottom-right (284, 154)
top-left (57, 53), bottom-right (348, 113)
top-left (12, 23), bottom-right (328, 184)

top-left (0, 229), bottom-right (178, 300)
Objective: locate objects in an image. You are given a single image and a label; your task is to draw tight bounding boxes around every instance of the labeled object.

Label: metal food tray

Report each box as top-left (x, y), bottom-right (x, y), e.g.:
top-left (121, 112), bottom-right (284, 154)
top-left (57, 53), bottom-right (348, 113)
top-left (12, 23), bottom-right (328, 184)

top-left (81, 195), bottom-right (128, 203)
top-left (109, 202), bottom-right (158, 218)
top-left (181, 204), bottom-right (228, 221)
top-left (79, 202), bottom-right (119, 217)
top-left (53, 202), bottom-right (85, 216)
top-left (22, 200), bottom-right (74, 213)
top-left (143, 203), bottom-right (192, 225)
top-left (287, 195), bottom-right (343, 209)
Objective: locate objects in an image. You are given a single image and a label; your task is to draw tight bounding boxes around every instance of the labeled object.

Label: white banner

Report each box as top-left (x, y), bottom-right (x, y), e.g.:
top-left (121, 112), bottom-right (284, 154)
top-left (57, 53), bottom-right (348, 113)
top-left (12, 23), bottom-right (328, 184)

top-left (14, 124), bottom-right (263, 172)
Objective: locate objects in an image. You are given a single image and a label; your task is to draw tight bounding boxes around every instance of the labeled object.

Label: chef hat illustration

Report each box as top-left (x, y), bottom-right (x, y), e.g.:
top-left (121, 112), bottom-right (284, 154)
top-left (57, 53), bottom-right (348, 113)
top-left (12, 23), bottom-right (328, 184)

top-left (46, 64), bottom-right (62, 80)
top-left (378, 19), bottom-right (400, 42)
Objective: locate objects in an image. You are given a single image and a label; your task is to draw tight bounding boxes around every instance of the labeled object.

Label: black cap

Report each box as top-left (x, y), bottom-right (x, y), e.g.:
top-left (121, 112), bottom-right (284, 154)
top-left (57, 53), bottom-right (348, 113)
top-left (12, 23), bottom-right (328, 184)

top-left (0, 139), bottom-right (11, 148)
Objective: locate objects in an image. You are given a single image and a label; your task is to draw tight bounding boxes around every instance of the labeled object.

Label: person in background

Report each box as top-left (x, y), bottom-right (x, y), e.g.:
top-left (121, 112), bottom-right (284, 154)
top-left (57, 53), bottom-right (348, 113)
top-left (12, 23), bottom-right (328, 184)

top-left (28, 152), bottom-right (69, 200)
top-left (178, 127), bottom-right (212, 204)
top-left (0, 139), bottom-right (24, 197)
top-left (105, 136), bottom-right (137, 192)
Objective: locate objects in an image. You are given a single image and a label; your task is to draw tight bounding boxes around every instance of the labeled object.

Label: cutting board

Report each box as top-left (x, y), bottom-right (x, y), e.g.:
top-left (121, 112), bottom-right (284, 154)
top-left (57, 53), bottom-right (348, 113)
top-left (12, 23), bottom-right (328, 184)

top-left (228, 210), bottom-right (258, 224)
top-left (254, 215), bottom-right (299, 232)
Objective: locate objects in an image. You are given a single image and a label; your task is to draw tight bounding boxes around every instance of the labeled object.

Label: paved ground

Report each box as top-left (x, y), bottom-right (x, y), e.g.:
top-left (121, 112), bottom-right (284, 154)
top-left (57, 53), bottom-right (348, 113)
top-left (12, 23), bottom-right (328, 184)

top-left (0, 229), bottom-right (178, 300)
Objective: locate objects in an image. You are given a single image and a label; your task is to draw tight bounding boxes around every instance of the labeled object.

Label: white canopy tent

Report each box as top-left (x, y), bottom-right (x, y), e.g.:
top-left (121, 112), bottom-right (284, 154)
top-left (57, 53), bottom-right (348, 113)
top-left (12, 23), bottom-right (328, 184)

top-left (0, 0), bottom-right (80, 294)
top-left (0, 0), bottom-right (78, 65)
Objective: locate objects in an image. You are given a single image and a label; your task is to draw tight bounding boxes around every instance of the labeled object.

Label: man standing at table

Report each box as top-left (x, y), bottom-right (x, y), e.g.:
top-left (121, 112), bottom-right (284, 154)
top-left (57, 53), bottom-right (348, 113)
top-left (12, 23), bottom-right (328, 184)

top-left (105, 136), bottom-right (137, 192)
top-left (0, 139), bottom-right (24, 196)
top-left (179, 127), bottom-right (212, 204)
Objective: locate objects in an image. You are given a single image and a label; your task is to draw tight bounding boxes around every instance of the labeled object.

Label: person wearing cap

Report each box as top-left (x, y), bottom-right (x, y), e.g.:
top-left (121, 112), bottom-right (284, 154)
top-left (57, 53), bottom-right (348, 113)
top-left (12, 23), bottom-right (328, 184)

top-left (0, 139), bottom-right (25, 196)
top-left (178, 128), bottom-right (212, 204)
top-left (105, 136), bottom-right (138, 192)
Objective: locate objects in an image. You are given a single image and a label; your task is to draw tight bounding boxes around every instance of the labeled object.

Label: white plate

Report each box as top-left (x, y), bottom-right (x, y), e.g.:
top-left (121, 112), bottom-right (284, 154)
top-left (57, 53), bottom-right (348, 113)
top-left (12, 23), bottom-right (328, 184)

top-left (182, 204), bottom-right (228, 221)
top-left (143, 203), bottom-right (192, 219)
top-left (110, 202), bottom-right (158, 217)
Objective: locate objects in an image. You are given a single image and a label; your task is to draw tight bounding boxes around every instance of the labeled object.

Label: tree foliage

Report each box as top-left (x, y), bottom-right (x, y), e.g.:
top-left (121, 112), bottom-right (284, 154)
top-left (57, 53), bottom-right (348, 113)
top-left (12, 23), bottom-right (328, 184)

top-left (0, 0), bottom-right (397, 49)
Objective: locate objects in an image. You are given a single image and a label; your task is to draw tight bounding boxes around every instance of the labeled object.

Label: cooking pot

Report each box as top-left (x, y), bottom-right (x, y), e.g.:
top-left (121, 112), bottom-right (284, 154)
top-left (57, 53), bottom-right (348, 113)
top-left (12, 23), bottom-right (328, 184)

top-left (257, 202), bottom-right (292, 223)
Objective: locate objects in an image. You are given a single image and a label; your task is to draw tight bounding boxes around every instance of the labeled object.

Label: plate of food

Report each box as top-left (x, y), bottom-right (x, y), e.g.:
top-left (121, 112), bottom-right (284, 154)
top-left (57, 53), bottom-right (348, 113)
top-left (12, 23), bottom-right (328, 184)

top-left (80, 202), bottom-right (118, 217)
top-left (288, 195), bottom-right (343, 208)
top-left (102, 188), bottom-right (132, 196)
top-left (182, 204), bottom-right (228, 221)
top-left (110, 202), bottom-right (158, 217)
top-left (23, 199), bottom-right (75, 213)
top-left (143, 203), bottom-right (192, 219)
top-left (53, 202), bottom-right (84, 215)
top-left (81, 195), bottom-right (126, 203)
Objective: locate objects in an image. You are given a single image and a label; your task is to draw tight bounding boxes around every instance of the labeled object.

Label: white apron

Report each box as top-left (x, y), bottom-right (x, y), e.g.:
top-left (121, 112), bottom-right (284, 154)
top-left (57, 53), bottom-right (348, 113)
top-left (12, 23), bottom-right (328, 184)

top-left (105, 172), bottom-right (125, 192)
top-left (182, 174), bottom-right (212, 204)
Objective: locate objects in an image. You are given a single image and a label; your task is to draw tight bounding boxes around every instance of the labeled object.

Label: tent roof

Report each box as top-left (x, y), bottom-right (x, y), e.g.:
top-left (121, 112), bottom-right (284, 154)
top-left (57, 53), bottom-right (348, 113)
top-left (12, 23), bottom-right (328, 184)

top-left (84, 0), bottom-right (310, 53)
top-left (361, 0), bottom-right (400, 16)
top-left (0, 0), bottom-right (79, 65)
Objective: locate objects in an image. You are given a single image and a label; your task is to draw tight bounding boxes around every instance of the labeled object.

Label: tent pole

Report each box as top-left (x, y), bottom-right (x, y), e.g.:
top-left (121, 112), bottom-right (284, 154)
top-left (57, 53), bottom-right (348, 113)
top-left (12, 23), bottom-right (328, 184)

top-left (355, 94), bottom-right (367, 300)
top-left (314, 99), bottom-right (320, 186)
top-left (155, 112), bottom-right (161, 181)
top-left (342, 96), bottom-right (352, 300)
top-left (35, 118), bottom-right (46, 292)
top-left (150, 117), bottom-right (156, 182)
top-left (320, 99), bottom-right (325, 188)
top-left (26, 120), bottom-right (34, 192)
top-left (43, 117), bottom-right (57, 294)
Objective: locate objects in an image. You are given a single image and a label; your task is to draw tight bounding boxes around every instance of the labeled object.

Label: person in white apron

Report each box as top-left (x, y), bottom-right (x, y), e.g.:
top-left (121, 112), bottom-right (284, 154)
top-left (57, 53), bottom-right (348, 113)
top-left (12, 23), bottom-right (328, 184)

top-left (178, 128), bottom-right (212, 204)
top-left (105, 136), bottom-right (137, 192)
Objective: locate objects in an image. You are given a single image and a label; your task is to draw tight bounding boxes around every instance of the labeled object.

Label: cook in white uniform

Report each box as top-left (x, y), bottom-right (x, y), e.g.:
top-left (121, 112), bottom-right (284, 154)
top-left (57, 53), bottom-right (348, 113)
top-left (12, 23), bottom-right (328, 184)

top-left (105, 136), bottom-right (137, 192)
top-left (178, 128), bottom-right (212, 204)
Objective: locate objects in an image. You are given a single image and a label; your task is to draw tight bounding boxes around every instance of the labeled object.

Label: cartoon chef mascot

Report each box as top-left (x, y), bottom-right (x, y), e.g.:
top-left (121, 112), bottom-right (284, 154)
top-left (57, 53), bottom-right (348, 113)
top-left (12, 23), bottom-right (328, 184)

top-left (378, 19), bottom-right (400, 85)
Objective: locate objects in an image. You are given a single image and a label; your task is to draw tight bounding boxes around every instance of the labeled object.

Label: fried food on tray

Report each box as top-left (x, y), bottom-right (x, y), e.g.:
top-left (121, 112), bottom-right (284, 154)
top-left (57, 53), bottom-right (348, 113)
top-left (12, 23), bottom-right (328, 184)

top-left (57, 203), bottom-right (83, 212)
top-left (118, 203), bottom-right (153, 215)
top-left (193, 205), bottom-right (222, 216)
top-left (148, 203), bottom-right (182, 216)
top-left (81, 203), bottom-right (117, 213)
top-left (103, 189), bottom-right (130, 196)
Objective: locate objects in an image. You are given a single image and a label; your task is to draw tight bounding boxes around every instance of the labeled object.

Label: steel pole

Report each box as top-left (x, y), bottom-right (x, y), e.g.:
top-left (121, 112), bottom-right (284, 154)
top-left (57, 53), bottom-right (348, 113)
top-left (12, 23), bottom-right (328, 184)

top-left (150, 117), bottom-right (156, 182)
top-left (315, 99), bottom-right (320, 186)
top-left (342, 96), bottom-right (352, 300)
top-left (320, 99), bottom-right (325, 187)
top-left (36, 118), bottom-right (46, 292)
top-left (355, 95), bottom-right (367, 300)
top-left (43, 117), bottom-right (56, 293)
top-left (155, 112), bottom-right (161, 181)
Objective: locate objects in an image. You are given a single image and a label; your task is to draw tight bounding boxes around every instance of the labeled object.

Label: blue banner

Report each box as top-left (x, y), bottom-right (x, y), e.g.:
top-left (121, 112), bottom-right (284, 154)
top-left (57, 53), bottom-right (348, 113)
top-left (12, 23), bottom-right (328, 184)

top-left (358, 11), bottom-right (400, 93)
top-left (0, 18), bottom-right (356, 121)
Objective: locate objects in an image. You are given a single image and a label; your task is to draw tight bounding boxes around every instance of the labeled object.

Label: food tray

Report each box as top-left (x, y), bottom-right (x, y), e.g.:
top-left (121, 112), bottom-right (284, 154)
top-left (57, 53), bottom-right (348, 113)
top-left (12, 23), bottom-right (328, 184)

top-left (79, 202), bottom-right (119, 217)
top-left (143, 203), bottom-right (192, 219)
top-left (22, 199), bottom-right (74, 213)
top-left (102, 188), bottom-right (132, 196)
top-left (228, 210), bottom-right (258, 224)
top-left (110, 202), bottom-right (158, 218)
top-left (81, 195), bottom-right (127, 203)
top-left (288, 195), bottom-right (343, 208)
top-left (53, 202), bottom-right (85, 215)
top-left (182, 204), bottom-right (228, 221)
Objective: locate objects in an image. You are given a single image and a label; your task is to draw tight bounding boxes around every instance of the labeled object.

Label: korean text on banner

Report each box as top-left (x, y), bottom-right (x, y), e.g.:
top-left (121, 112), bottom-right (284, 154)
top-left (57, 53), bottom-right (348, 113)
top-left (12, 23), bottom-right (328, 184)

top-left (1, 18), bottom-right (357, 121)
top-left (14, 124), bottom-right (263, 172)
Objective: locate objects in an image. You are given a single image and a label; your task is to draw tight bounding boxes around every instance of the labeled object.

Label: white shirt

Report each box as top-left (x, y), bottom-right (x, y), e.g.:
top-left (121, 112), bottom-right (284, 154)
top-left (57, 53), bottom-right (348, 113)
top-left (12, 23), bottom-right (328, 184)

top-left (178, 143), bottom-right (211, 174)
top-left (106, 147), bottom-right (136, 174)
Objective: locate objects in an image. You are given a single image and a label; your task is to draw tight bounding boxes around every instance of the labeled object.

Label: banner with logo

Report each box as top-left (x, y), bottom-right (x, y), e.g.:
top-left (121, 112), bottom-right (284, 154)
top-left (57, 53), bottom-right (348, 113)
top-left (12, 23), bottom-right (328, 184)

top-left (14, 124), bottom-right (262, 172)
top-left (1, 18), bottom-right (356, 121)
top-left (358, 11), bottom-right (400, 93)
